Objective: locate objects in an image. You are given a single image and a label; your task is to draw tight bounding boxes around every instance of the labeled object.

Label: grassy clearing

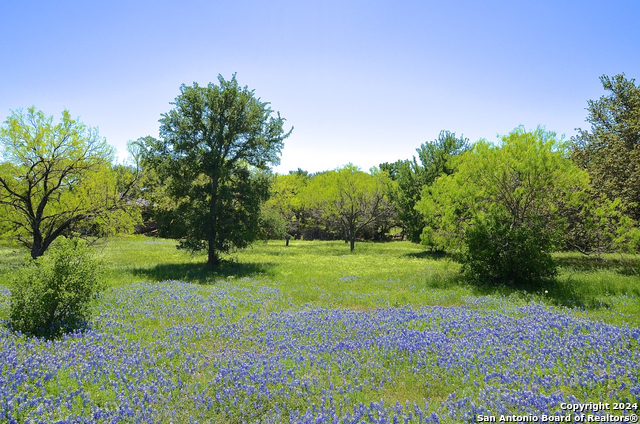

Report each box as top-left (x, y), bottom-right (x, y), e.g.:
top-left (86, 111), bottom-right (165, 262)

top-left (104, 237), bottom-right (640, 326)
top-left (91, 236), bottom-right (471, 310)
top-left (1, 236), bottom-right (639, 326)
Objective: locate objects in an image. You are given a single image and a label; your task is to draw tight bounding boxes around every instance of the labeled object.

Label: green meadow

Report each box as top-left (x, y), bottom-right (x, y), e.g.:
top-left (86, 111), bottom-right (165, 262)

top-left (2, 236), bottom-right (638, 327)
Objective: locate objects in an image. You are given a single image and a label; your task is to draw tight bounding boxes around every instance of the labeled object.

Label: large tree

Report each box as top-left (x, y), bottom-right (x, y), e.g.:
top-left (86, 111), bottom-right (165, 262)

top-left (572, 74), bottom-right (640, 221)
top-left (142, 75), bottom-right (291, 267)
top-left (0, 107), bottom-right (136, 258)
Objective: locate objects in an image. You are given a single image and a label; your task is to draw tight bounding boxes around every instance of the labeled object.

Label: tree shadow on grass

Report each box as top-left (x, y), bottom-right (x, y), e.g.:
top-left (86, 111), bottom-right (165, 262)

top-left (131, 261), bottom-right (275, 285)
top-left (468, 276), bottom-right (613, 310)
top-left (555, 254), bottom-right (640, 276)
top-left (404, 250), bottom-right (450, 260)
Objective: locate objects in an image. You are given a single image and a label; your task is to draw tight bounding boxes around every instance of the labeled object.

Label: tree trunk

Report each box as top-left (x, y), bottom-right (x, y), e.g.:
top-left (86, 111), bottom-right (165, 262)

top-left (31, 242), bottom-right (46, 259)
top-left (30, 218), bottom-right (75, 258)
top-left (208, 176), bottom-right (220, 267)
top-left (285, 236), bottom-right (290, 247)
top-left (30, 230), bottom-right (52, 259)
top-left (350, 237), bottom-right (355, 251)
top-left (207, 247), bottom-right (220, 267)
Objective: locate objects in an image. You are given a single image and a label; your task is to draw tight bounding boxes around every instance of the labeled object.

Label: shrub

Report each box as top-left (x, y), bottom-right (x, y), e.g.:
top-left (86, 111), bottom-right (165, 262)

top-left (9, 238), bottom-right (103, 338)
top-left (462, 214), bottom-right (557, 288)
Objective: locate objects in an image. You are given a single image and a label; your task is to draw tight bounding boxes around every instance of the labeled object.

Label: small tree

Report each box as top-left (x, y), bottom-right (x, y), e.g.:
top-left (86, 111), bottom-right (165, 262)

top-left (306, 164), bottom-right (393, 251)
top-left (381, 130), bottom-right (469, 242)
top-left (9, 237), bottom-right (103, 338)
top-left (263, 172), bottom-right (309, 245)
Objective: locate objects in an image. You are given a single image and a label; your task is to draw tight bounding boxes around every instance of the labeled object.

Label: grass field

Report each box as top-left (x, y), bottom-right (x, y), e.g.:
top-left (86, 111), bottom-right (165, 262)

top-left (1, 237), bottom-right (639, 423)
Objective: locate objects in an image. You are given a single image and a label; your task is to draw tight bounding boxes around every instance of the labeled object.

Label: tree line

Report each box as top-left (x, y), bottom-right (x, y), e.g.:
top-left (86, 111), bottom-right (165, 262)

top-left (1, 73), bottom-right (639, 285)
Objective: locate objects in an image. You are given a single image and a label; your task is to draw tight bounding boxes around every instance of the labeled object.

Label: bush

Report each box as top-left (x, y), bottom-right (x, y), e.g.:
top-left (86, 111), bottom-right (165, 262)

top-left (9, 238), bottom-right (103, 338)
top-left (462, 214), bottom-right (557, 288)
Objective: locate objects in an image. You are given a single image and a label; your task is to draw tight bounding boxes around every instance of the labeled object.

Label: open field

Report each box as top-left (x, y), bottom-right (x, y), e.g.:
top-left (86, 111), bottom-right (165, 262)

top-left (1, 237), bottom-right (639, 423)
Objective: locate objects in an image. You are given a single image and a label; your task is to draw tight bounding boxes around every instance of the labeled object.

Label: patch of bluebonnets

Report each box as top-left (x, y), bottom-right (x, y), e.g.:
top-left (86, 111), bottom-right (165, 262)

top-left (0, 280), bottom-right (639, 423)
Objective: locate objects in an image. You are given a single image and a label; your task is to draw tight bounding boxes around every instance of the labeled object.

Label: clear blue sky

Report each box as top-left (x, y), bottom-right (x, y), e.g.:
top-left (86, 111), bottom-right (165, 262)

top-left (2, 0), bottom-right (639, 173)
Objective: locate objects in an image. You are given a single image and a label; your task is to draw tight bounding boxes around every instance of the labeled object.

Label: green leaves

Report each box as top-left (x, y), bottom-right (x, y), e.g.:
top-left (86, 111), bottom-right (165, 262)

top-left (418, 127), bottom-right (587, 251)
top-left (9, 237), bottom-right (103, 338)
top-left (263, 172), bottom-right (309, 241)
top-left (572, 73), bottom-right (640, 221)
top-left (382, 130), bottom-right (469, 243)
top-left (304, 164), bottom-right (393, 250)
top-left (0, 107), bottom-right (133, 257)
top-left (462, 212), bottom-right (558, 287)
top-left (417, 127), bottom-right (592, 285)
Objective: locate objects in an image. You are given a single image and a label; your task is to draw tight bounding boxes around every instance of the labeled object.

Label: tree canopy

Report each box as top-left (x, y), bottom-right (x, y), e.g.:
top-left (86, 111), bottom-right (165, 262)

top-left (262, 172), bottom-right (309, 245)
top-left (141, 74), bottom-right (292, 266)
top-left (418, 127), bottom-right (586, 250)
top-left (0, 107), bottom-right (137, 258)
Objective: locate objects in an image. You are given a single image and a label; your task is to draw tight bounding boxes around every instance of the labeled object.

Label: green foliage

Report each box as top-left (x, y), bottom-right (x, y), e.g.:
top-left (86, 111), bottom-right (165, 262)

top-left (418, 127), bottom-right (588, 286)
top-left (304, 164), bottom-right (394, 250)
top-left (462, 213), bottom-right (557, 287)
top-left (128, 136), bottom-right (175, 235)
top-left (416, 130), bottom-right (470, 183)
top-left (0, 107), bottom-right (139, 258)
top-left (258, 203), bottom-right (289, 241)
top-left (380, 159), bottom-right (423, 242)
top-left (141, 75), bottom-right (292, 266)
top-left (572, 74), bottom-right (640, 221)
top-left (556, 190), bottom-right (640, 255)
top-left (381, 130), bottom-right (468, 242)
top-left (8, 237), bottom-right (103, 338)
top-left (418, 127), bottom-right (586, 251)
top-left (263, 172), bottom-right (309, 241)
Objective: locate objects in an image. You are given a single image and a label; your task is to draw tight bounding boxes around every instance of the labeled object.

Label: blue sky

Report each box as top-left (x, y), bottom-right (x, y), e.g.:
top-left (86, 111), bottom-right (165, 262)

top-left (1, 0), bottom-right (639, 173)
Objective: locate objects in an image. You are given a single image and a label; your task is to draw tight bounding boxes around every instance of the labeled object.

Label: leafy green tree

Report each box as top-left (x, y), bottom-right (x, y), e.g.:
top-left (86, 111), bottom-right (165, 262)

top-left (141, 75), bottom-right (292, 267)
top-left (0, 107), bottom-right (138, 258)
top-left (380, 159), bottom-right (423, 241)
top-left (572, 74), bottom-right (640, 221)
top-left (417, 127), bottom-right (587, 286)
top-left (306, 164), bottom-right (393, 251)
top-left (381, 130), bottom-right (468, 242)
